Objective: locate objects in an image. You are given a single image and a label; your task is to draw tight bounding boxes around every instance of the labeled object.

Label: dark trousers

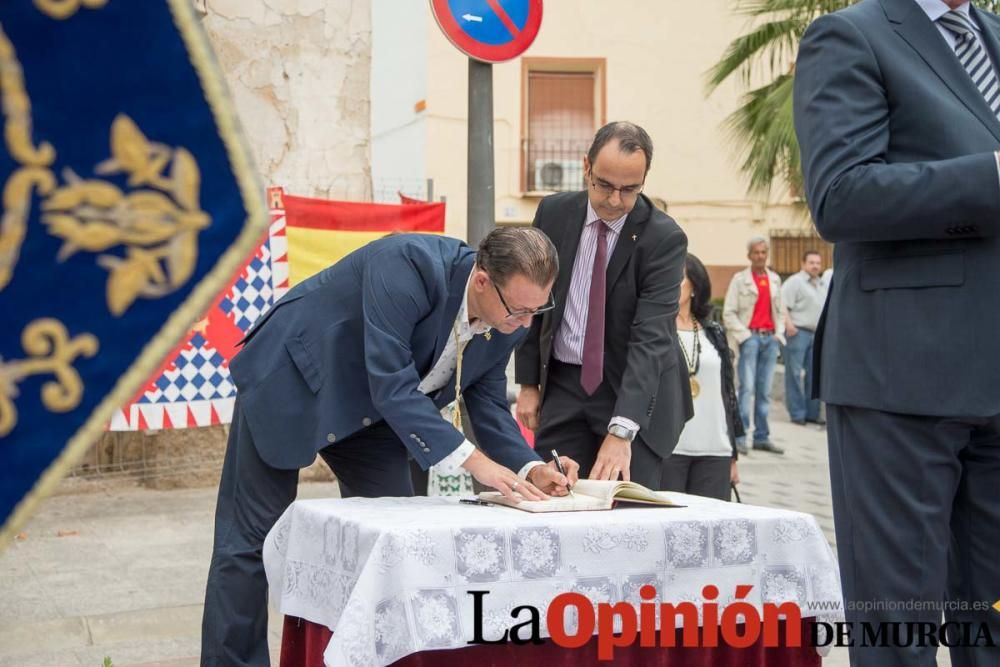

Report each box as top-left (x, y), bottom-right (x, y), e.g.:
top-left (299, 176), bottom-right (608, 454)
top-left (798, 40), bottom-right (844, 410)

top-left (201, 401), bottom-right (414, 667)
top-left (827, 405), bottom-right (1000, 667)
top-left (661, 454), bottom-right (732, 501)
top-left (535, 359), bottom-right (664, 489)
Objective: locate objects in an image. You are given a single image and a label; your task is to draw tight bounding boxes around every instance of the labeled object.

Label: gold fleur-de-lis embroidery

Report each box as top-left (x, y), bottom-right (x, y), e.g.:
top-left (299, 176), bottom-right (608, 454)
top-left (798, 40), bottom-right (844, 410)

top-left (0, 24), bottom-right (57, 291)
top-left (34, 0), bottom-right (109, 20)
top-left (0, 21), bottom-right (211, 316)
top-left (40, 114), bottom-right (211, 316)
top-left (0, 319), bottom-right (98, 437)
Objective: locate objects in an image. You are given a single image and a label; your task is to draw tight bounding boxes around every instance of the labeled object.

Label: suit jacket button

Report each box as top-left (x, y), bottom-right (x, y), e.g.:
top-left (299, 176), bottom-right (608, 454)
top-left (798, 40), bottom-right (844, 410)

top-left (410, 434), bottom-right (417, 439)
top-left (362, 417), bottom-right (372, 427)
top-left (326, 433), bottom-right (336, 443)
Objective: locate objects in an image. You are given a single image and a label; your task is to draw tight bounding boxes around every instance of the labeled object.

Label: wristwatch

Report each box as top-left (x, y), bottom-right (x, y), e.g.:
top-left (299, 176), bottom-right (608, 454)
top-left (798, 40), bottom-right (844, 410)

top-left (608, 424), bottom-right (636, 442)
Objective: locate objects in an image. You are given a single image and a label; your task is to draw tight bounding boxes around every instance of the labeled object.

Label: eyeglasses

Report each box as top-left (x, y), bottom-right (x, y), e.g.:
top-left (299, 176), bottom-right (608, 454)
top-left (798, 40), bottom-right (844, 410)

top-left (589, 171), bottom-right (643, 199)
top-left (492, 280), bottom-right (555, 319)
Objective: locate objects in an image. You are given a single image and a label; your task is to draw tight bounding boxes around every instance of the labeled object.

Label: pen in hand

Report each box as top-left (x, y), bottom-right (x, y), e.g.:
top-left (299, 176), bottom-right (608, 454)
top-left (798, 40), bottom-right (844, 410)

top-left (550, 449), bottom-right (575, 498)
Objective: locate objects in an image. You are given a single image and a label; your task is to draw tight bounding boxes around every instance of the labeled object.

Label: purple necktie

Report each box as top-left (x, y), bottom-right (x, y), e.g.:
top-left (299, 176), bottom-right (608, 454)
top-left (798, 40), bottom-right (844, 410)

top-left (581, 222), bottom-right (608, 395)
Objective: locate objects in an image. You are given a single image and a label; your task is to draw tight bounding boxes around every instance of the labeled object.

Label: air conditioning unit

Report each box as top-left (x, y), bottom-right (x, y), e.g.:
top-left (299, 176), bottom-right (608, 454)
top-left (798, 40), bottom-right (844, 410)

top-left (533, 158), bottom-right (583, 192)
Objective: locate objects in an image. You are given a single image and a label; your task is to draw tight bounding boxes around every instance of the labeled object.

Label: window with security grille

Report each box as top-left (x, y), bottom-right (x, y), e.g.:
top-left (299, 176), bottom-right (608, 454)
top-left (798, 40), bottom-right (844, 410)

top-left (769, 229), bottom-right (834, 278)
top-left (522, 60), bottom-right (604, 193)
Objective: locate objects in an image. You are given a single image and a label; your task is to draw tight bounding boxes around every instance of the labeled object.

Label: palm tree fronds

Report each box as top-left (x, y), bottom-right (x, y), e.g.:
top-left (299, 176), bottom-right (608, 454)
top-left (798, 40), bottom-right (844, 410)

top-left (709, 0), bottom-right (1000, 196)
top-left (705, 17), bottom-right (806, 93)
top-left (721, 74), bottom-right (801, 197)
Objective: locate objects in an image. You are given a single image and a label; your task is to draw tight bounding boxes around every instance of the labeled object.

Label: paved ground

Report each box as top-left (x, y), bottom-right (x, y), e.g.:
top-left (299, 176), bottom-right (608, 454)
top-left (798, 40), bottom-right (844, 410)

top-left (0, 404), bottom-right (954, 666)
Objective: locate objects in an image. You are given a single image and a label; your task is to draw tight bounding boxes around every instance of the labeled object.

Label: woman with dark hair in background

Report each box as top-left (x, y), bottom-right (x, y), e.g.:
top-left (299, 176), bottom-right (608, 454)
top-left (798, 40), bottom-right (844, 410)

top-left (663, 253), bottom-right (742, 500)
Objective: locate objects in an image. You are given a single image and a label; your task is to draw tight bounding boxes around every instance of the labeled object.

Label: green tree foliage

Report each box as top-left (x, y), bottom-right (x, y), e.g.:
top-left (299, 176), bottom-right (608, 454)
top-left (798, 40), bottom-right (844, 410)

top-left (707, 0), bottom-right (1000, 198)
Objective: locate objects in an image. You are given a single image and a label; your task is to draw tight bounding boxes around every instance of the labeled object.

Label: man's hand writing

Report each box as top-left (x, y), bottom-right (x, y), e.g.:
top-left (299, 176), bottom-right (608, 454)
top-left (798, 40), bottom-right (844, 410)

top-left (527, 456), bottom-right (580, 495)
top-left (462, 449), bottom-right (547, 501)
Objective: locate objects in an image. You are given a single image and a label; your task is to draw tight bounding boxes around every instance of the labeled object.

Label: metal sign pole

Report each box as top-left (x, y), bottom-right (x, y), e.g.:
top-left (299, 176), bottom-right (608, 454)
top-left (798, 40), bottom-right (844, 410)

top-left (467, 57), bottom-right (494, 246)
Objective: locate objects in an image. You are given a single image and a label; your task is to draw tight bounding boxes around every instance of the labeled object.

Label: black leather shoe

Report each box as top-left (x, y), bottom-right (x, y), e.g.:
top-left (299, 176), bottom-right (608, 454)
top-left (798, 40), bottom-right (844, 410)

top-left (806, 418), bottom-right (826, 426)
top-left (753, 441), bottom-right (785, 455)
top-left (791, 419), bottom-right (806, 426)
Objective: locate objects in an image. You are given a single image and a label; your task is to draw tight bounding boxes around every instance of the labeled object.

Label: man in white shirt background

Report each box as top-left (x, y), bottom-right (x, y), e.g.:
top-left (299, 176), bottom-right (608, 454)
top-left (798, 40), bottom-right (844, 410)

top-left (780, 250), bottom-right (827, 427)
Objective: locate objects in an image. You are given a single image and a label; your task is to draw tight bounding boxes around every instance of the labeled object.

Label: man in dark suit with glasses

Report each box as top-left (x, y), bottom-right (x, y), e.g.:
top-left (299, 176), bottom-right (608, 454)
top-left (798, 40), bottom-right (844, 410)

top-left (202, 228), bottom-right (578, 666)
top-left (515, 121), bottom-right (693, 488)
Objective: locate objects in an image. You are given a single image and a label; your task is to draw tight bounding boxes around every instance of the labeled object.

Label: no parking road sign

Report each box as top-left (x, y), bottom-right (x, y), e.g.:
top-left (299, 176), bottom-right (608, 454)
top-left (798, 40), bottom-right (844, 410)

top-left (431, 0), bottom-right (543, 63)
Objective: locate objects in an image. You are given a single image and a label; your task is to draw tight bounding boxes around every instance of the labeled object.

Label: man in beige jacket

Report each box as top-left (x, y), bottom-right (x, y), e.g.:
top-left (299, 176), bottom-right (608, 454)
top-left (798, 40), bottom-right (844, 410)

top-left (722, 237), bottom-right (785, 455)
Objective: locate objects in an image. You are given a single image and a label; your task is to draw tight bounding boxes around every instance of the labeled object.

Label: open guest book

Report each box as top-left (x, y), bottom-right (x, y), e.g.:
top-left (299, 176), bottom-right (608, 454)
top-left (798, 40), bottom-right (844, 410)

top-left (477, 479), bottom-right (684, 513)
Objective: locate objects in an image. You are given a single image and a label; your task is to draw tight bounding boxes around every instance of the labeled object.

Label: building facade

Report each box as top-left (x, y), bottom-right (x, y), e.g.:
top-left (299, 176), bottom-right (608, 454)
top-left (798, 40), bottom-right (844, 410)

top-left (371, 0), bottom-right (825, 294)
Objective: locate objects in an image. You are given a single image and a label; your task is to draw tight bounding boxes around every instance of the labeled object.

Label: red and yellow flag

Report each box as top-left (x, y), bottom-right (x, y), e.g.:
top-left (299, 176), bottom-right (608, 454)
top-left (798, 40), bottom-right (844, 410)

top-left (282, 191), bottom-right (446, 286)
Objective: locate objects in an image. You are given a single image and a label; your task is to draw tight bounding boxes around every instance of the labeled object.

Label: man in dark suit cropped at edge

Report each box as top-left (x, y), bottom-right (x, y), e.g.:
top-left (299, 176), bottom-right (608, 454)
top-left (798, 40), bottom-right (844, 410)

top-left (201, 227), bottom-right (580, 666)
top-left (515, 121), bottom-right (693, 487)
top-left (795, 1), bottom-right (1000, 664)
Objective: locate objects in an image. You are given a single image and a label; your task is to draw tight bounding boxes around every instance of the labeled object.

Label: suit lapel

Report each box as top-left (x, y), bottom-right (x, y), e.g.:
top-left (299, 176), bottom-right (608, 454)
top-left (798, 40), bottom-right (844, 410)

top-left (550, 193), bottom-right (588, 335)
top-left (458, 334), bottom-right (487, 391)
top-left (605, 194), bottom-right (650, 291)
top-left (883, 0), bottom-right (1000, 142)
top-left (433, 251), bottom-right (475, 365)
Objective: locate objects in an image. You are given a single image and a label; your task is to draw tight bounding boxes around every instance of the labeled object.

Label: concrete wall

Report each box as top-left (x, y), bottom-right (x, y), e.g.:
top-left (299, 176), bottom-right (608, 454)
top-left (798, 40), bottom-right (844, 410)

top-left (198, 0), bottom-right (373, 200)
top-left (370, 0), bottom-right (428, 202)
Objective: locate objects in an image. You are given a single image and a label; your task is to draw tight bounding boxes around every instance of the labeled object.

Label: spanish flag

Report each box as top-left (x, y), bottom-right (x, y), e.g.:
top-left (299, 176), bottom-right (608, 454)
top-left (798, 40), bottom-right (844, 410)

top-left (108, 189), bottom-right (447, 433)
top-left (279, 189), bottom-right (446, 286)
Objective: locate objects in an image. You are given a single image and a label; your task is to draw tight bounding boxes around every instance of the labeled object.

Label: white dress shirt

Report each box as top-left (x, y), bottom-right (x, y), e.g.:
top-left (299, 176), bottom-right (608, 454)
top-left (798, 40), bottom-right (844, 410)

top-left (423, 271), bottom-right (543, 480)
top-left (918, 0), bottom-right (980, 48)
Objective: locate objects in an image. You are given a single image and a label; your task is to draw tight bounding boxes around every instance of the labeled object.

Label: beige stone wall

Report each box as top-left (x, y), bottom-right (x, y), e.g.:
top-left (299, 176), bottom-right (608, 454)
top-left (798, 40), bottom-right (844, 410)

top-left (197, 0), bottom-right (373, 200)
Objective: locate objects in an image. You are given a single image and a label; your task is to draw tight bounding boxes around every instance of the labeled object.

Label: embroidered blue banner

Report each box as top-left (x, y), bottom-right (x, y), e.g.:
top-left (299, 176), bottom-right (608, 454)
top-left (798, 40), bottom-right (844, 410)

top-left (0, 0), bottom-right (265, 541)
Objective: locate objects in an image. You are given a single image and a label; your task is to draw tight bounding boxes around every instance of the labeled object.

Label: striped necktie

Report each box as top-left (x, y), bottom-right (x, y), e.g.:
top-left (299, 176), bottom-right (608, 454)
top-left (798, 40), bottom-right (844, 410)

top-left (939, 10), bottom-right (1000, 119)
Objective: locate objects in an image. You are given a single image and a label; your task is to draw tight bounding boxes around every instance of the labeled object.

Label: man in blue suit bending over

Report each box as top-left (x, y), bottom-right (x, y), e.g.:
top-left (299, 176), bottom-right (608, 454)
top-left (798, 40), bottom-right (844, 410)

top-left (201, 227), bottom-right (578, 666)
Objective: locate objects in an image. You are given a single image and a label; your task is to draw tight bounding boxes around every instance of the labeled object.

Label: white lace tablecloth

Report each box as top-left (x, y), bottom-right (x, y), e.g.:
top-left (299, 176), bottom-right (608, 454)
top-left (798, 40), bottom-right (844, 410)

top-left (263, 494), bottom-right (842, 667)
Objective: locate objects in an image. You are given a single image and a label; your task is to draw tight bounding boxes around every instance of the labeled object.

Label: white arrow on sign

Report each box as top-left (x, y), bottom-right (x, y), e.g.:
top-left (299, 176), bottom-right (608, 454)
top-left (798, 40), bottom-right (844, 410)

top-left (462, 13), bottom-right (483, 22)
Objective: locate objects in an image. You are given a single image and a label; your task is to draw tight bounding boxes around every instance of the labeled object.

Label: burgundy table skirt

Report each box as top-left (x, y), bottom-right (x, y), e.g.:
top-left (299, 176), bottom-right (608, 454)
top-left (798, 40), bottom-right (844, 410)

top-left (280, 615), bottom-right (822, 666)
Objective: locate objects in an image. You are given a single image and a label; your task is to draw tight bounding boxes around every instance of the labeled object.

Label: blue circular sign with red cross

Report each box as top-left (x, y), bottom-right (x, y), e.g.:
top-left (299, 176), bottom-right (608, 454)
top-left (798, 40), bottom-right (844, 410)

top-left (430, 0), bottom-right (543, 63)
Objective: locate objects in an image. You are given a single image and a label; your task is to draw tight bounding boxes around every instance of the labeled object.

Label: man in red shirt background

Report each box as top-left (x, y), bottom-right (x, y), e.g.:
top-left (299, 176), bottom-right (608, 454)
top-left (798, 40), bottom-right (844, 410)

top-left (722, 237), bottom-right (785, 455)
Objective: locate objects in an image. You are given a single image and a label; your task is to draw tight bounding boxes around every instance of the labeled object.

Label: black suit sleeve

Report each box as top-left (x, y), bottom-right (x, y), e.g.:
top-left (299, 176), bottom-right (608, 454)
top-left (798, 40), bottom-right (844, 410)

top-left (794, 13), bottom-right (1000, 242)
top-left (712, 324), bottom-right (744, 458)
top-left (613, 227), bottom-right (687, 430)
top-left (514, 197), bottom-right (547, 387)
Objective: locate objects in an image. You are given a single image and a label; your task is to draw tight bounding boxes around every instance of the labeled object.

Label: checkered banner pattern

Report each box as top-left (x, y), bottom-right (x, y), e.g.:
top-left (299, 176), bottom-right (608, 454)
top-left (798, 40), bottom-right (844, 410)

top-left (108, 188), bottom-right (290, 430)
top-left (109, 187), bottom-right (446, 431)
